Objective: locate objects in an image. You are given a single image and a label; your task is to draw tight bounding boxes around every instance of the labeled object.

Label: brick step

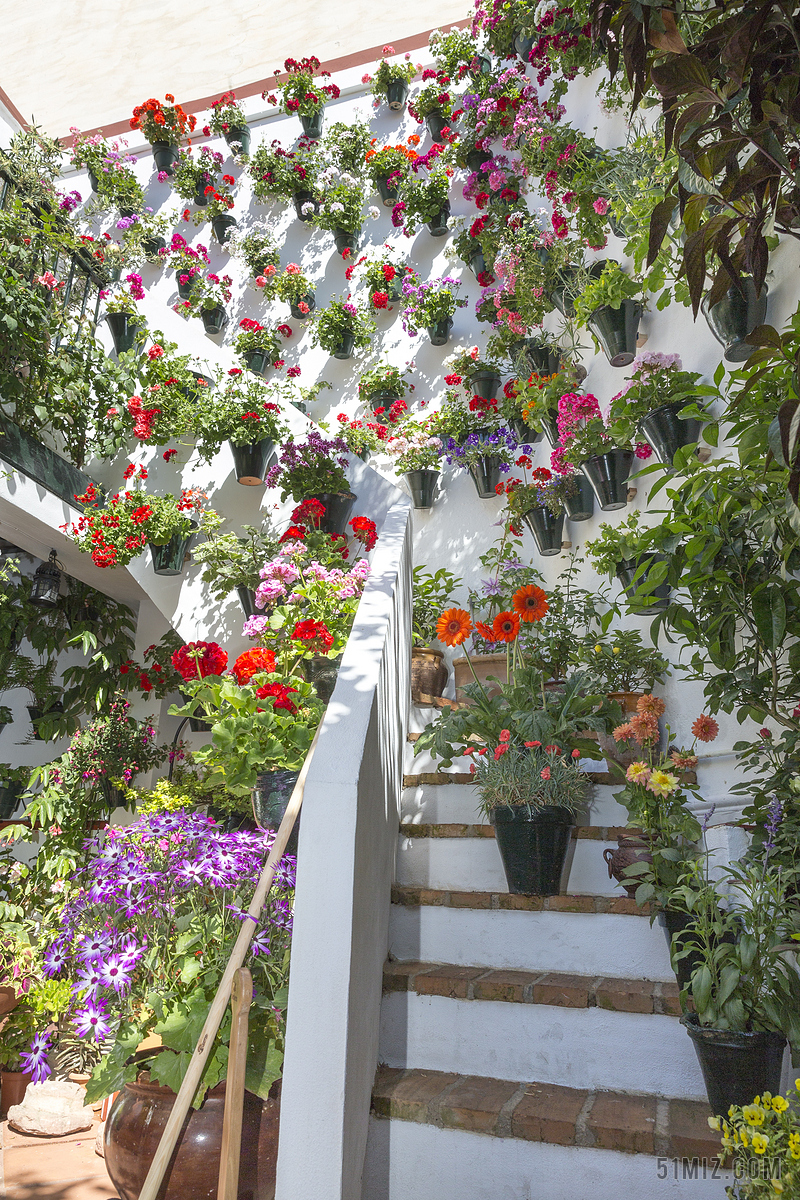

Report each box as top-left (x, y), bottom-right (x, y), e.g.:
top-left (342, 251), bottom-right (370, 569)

top-left (399, 822), bottom-right (630, 840)
top-left (391, 885), bottom-right (649, 916)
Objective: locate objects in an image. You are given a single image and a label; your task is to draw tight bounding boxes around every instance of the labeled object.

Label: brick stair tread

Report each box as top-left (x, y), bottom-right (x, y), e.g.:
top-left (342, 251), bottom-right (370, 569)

top-left (383, 961), bottom-right (681, 1014)
top-left (372, 1066), bottom-right (720, 1159)
top-left (403, 771), bottom-right (625, 787)
top-left (391, 885), bottom-right (652, 915)
top-left (399, 822), bottom-right (630, 841)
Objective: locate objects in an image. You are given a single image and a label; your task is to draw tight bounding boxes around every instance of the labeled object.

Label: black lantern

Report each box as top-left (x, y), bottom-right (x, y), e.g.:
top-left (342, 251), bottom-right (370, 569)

top-left (30, 550), bottom-right (62, 608)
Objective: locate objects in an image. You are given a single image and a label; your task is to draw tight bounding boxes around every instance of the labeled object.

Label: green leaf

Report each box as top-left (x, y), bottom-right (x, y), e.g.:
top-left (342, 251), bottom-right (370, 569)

top-left (692, 965), bottom-right (712, 1013)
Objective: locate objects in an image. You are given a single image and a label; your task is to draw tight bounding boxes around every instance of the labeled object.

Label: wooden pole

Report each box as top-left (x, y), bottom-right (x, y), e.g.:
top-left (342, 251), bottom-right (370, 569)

top-left (217, 968), bottom-right (253, 1200)
top-left (136, 726), bottom-right (320, 1200)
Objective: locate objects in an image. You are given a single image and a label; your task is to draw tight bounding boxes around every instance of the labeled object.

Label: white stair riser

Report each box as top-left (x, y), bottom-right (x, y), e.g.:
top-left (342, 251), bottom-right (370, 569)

top-left (364, 1119), bottom-right (731, 1200)
top-left (380, 993), bottom-right (706, 1099)
top-left (389, 907), bottom-right (674, 980)
top-left (396, 833), bottom-right (623, 896)
top-left (401, 783), bottom-right (630, 827)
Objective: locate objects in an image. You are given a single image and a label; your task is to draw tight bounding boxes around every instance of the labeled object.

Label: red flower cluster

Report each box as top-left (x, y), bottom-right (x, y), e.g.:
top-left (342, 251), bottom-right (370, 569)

top-left (291, 498), bottom-right (326, 529)
top-left (128, 396), bottom-right (162, 441)
top-left (372, 291), bottom-right (388, 309)
top-left (255, 681), bottom-right (297, 713)
top-left (293, 619), bottom-right (334, 653)
top-left (349, 516), bottom-right (378, 551)
top-left (171, 642), bottom-right (228, 682)
top-left (231, 647), bottom-right (276, 685)
top-left (279, 524), bottom-right (307, 544)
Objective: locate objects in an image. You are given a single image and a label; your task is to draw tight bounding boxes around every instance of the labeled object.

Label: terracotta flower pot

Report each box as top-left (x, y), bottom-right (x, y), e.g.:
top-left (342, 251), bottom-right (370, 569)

top-left (603, 833), bottom-right (652, 898)
top-left (453, 652), bottom-right (509, 702)
top-left (411, 648), bottom-right (448, 702)
top-left (1, 1071), bottom-right (32, 1117)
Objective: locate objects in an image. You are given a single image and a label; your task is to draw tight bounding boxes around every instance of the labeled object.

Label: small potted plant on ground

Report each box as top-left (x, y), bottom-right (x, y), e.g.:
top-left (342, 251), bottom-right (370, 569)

top-left (357, 361), bottom-right (413, 416)
top-left (194, 373), bottom-right (290, 485)
top-left (409, 565), bottom-right (462, 699)
top-left (385, 419), bottom-right (444, 509)
top-left (312, 171), bottom-right (366, 258)
top-left (585, 512), bottom-right (671, 614)
top-left (157, 232), bottom-right (210, 299)
top-left (249, 138), bottom-right (321, 219)
top-left (367, 49), bottom-right (417, 111)
top-left (264, 56), bottom-right (341, 139)
top-left (227, 224), bottom-right (280, 290)
top-left (233, 319), bottom-right (287, 378)
top-left (265, 432), bottom-right (355, 534)
top-left (401, 275), bottom-right (466, 346)
top-left (606, 352), bottom-right (711, 466)
top-left (274, 264), bottom-right (316, 319)
top-left (445, 345), bottom-right (503, 400)
top-left (171, 146), bottom-right (225, 210)
top-left (393, 166), bottom-right (452, 237)
top-left (103, 277), bottom-right (147, 355)
top-left (311, 296), bottom-right (375, 361)
top-left (206, 89), bottom-right (251, 156)
top-left (129, 93), bottom-right (197, 174)
top-left (365, 140), bottom-right (419, 208)
top-left (572, 261), bottom-right (644, 367)
top-left (175, 271), bottom-right (232, 336)
top-left (555, 390), bottom-right (640, 511)
top-left (409, 70), bottom-right (457, 142)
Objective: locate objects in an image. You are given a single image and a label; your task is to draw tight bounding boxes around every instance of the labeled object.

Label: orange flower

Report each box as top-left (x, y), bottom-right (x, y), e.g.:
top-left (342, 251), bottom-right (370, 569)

top-left (231, 647), bottom-right (276, 685)
top-left (692, 714), bottom-right (719, 743)
top-left (613, 722), bottom-right (635, 743)
top-left (474, 621), bottom-right (497, 642)
top-left (513, 584), bottom-right (548, 623)
top-left (436, 608), bottom-right (472, 647)
top-left (637, 693), bottom-right (665, 717)
top-left (493, 611), bottom-right (520, 642)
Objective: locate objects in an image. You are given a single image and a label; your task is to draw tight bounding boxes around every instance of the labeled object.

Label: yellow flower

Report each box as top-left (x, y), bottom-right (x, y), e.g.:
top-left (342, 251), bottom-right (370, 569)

top-left (751, 1132), bottom-right (769, 1155)
top-left (594, 644), bottom-right (602, 653)
top-left (772, 1180), bottom-right (784, 1193)
top-left (646, 769), bottom-right (680, 797)
top-left (743, 1104), bottom-right (765, 1126)
top-left (612, 646), bottom-right (620, 654)
top-left (771, 1095), bottom-right (789, 1113)
top-left (708, 1116), bottom-right (721, 1131)
top-left (741, 1129), bottom-right (749, 1147)
top-left (791, 1145), bottom-right (800, 1160)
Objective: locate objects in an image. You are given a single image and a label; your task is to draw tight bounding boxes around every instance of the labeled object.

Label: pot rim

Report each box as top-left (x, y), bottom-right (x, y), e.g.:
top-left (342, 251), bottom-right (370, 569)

top-left (680, 1012), bottom-right (786, 1045)
top-left (411, 646), bottom-right (444, 660)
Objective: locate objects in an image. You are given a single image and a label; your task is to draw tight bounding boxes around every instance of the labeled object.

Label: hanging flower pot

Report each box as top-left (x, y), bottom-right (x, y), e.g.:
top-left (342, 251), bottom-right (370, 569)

top-left (427, 205), bottom-right (450, 237)
top-left (308, 492), bottom-right (357, 535)
top-left (427, 317), bottom-right (453, 347)
top-left (682, 1015), bottom-right (786, 1118)
top-left (332, 333), bottom-right (356, 361)
top-left (211, 214), bottom-right (237, 245)
top-left (702, 280), bottom-right (768, 363)
top-left (105, 312), bottom-right (145, 355)
top-left (491, 805), bottom-right (574, 895)
top-left (563, 474), bottom-right (594, 522)
top-left (300, 110), bottom-right (324, 138)
top-left (184, 372), bottom-right (215, 402)
top-left (523, 506), bottom-right (565, 556)
top-left (466, 147), bottom-right (492, 174)
top-left (118, 201), bottom-right (138, 219)
top-left (405, 469), bottom-right (439, 509)
top-left (223, 125), bottom-right (251, 156)
top-left (411, 647), bottom-right (448, 702)
top-left (468, 455), bottom-right (503, 498)
top-left (425, 110), bottom-right (450, 142)
top-left (469, 368), bottom-right (502, 401)
top-left (253, 770), bottom-right (301, 854)
top-left (587, 299), bottom-right (642, 367)
top-left (541, 410), bottom-right (560, 446)
top-left (26, 703), bottom-right (64, 741)
top-left (149, 524), bottom-right (197, 577)
top-left (515, 338), bottom-right (562, 377)
top-left (237, 586), bottom-right (257, 618)
top-left (580, 448), bottom-right (634, 511)
top-left (242, 348), bottom-right (274, 378)
top-left (368, 391), bottom-right (401, 417)
top-left (230, 438), bottom-right (275, 486)
top-left (194, 182), bottom-right (210, 207)
top-left (305, 653), bottom-right (342, 703)
top-left (0, 782), bottom-right (23, 821)
top-left (469, 52), bottom-right (493, 80)
top-left (511, 418), bottom-right (542, 445)
top-left (200, 305), bottom-right (228, 336)
top-left (638, 401), bottom-right (703, 467)
top-left (334, 228), bottom-right (360, 257)
top-left (616, 555), bottom-right (671, 615)
top-left (466, 244), bottom-right (494, 285)
top-left (376, 175), bottom-right (400, 208)
top-left (151, 141), bottom-right (180, 175)
top-left (292, 190), bottom-right (318, 221)
top-left (290, 293), bottom-right (316, 320)
top-left (143, 235), bottom-right (166, 257)
top-left (89, 171), bottom-right (100, 194)
top-left (513, 30), bottom-right (535, 60)
top-left (179, 691), bottom-right (213, 733)
top-left (176, 271), bottom-right (196, 300)
top-left (386, 80), bottom-right (410, 111)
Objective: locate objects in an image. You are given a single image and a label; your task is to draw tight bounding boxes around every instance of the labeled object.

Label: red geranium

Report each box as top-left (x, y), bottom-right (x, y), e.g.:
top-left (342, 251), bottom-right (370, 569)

top-left (279, 525), bottom-right (307, 544)
top-left (171, 641), bottom-right (228, 681)
top-left (231, 647), bottom-right (277, 685)
top-left (255, 682), bottom-right (297, 713)
top-left (291, 498), bottom-right (326, 529)
top-left (292, 619), bottom-right (334, 653)
top-left (349, 515), bottom-right (378, 551)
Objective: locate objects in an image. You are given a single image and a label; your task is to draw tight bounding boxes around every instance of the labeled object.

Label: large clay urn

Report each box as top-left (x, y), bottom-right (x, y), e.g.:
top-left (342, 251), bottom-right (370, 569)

top-left (411, 648), bottom-right (448, 702)
top-left (603, 832), bottom-right (652, 898)
top-left (453, 653), bottom-right (509, 702)
top-left (104, 1072), bottom-right (280, 1200)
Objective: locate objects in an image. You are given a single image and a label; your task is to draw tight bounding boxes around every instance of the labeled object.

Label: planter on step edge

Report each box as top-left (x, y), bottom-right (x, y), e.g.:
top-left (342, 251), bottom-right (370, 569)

top-left (603, 833), bottom-right (651, 897)
top-left (149, 524), bottom-right (197, 577)
top-left (105, 312), bottom-right (145, 355)
top-left (230, 438), bottom-right (275, 486)
top-left (404, 469), bottom-right (439, 509)
top-left (638, 401), bottom-right (703, 467)
top-left (587, 299), bottom-right (642, 367)
top-left (580, 448), bottom-right (634, 511)
top-left (681, 1014), bottom-right (786, 1118)
top-left (411, 647), bottom-right (448, 702)
top-left (307, 492), bottom-right (356, 535)
top-left (523, 506), bottom-right (564, 556)
top-left (491, 804), bottom-right (574, 895)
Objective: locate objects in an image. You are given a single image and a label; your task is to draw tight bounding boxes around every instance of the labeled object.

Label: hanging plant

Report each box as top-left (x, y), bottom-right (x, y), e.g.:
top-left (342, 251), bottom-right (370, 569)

top-left (227, 224), bottom-right (280, 290)
top-left (311, 296), bottom-right (376, 359)
top-left (192, 373), bottom-right (290, 463)
top-left (263, 56), bottom-right (341, 137)
top-left (204, 90), bottom-right (250, 156)
top-left (249, 137), bottom-right (321, 207)
top-left (346, 248), bottom-right (417, 309)
top-left (393, 166), bottom-right (452, 237)
top-left (170, 146), bottom-right (225, 209)
top-left (366, 50), bottom-right (417, 110)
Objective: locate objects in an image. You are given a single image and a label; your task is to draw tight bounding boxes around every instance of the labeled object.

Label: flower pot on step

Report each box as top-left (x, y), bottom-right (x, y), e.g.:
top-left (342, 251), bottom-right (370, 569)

top-left (151, 141), bottom-right (179, 175)
top-left (300, 110), bottom-right (324, 139)
top-left (681, 1014), bottom-right (786, 1118)
top-left (427, 317), bottom-right (453, 347)
top-left (385, 80), bottom-right (410, 111)
top-left (308, 491), bottom-right (356, 535)
top-left (230, 438), bottom-right (275, 486)
top-left (105, 312), bottom-right (145, 355)
top-left (149, 524), bottom-right (197, 577)
top-left (638, 401), bottom-right (703, 466)
top-left (564, 475), bottom-right (594, 521)
top-left (405, 469), bottom-right (439, 509)
top-left (492, 804), bottom-right (574, 895)
top-left (331, 333), bottom-right (356, 361)
top-left (427, 206), bottom-right (450, 237)
top-left (411, 648), bottom-right (448, 702)
top-left (454, 652), bottom-right (509, 701)
top-left (200, 305), bottom-right (227, 336)
top-left (211, 214), bottom-right (237, 245)
top-left (580, 448), bottom-right (634, 511)
top-left (1, 1071), bottom-right (32, 1117)
top-left (702, 280), bottom-right (768, 363)
top-left (587, 299), bottom-right (642, 367)
top-left (523, 506), bottom-right (565, 556)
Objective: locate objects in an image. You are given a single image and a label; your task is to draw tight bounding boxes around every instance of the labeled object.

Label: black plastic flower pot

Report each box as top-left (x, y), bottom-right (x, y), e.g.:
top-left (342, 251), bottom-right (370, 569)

top-left (427, 206), bottom-right (450, 237)
top-left (237, 586), bottom-right (257, 618)
top-left (427, 317), bottom-right (453, 347)
top-left (702, 280), bottom-right (768, 363)
top-left (290, 293), bottom-right (316, 319)
top-left (385, 80), bottom-right (409, 111)
top-left (587, 299), bottom-right (642, 367)
top-left (581, 448), bottom-right (634, 511)
top-left (466, 245), bottom-right (494, 285)
top-left (638, 401), bottom-right (703, 467)
top-left (563, 475), bottom-right (594, 522)
top-left (332, 333), bottom-right (356, 361)
top-left (293, 190), bottom-right (318, 221)
top-left (242, 348), bottom-right (274, 378)
top-left (469, 53), bottom-right (493, 80)
top-left (523, 506), bottom-right (565, 556)
top-left (405, 469), bottom-right (439, 509)
top-left (27, 704), bottom-right (64, 741)
top-left (541, 411), bottom-right (560, 446)
top-left (616, 555), bottom-right (671, 615)
top-left (201, 305), bottom-right (228, 336)
top-left (194, 181), bottom-right (210, 207)
top-left (305, 653), bottom-right (343, 704)
top-left (657, 909), bottom-right (709, 993)
top-left (368, 391), bottom-right (402, 417)
top-left (309, 492), bottom-right (357, 535)
top-left (118, 201), bottom-right (138, 219)
top-left (549, 260), bottom-right (604, 317)
top-left (105, 312), bottom-right (145, 355)
top-left (513, 31), bottom-right (535, 60)
top-left (682, 1014), bottom-right (786, 1117)
top-left (0, 783), bottom-right (23, 821)
top-left (469, 368), bottom-right (502, 401)
top-left (511, 418), bottom-right (542, 445)
top-left (468, 456), bottom-right (503, 499)
top-left (99, 779), bottom-right (129, 810)
top-left (211, 214), bottom-right (237, 245)
top-left (230, 438), bottom-right (275, 486)
top-left (300, 110), bottom-right (324, 139)
top-left (176, 270), bottom-right (196, 300)
top-left (466, 147), bottom-right (492, 174)
top-left (151, 141), bottom-right (179, 175)
top-left (376, 175), bottom-right (400, 208)
top-left (149, 524), bottom-right (197, 576)
top-left (333, 228), bottom-right (360, 257)
top-left (184, 371), bottom-right (215, 402)
top-left (515, 338), bottom-right (562, 377)
top-left (491, 804), bottom-right (574, 895)
top-left (142, 236), bottom-right (166, 257)
top-left (425, 110), bottom-right (450, 142)
top-left (89, 170), bottom-right (100, 194)
top-left (253, 770), bottom-right (301, 855)
top-left (223, 125), bottom-right (251, 156)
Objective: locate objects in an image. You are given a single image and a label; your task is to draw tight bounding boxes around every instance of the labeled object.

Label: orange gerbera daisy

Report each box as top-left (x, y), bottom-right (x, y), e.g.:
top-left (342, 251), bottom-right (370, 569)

top-left (436, 608), bottom-right (472, 647)
top-left (493, 611), bottom-right (520, 642)
top-left (474, 621), bottom-right (498, 643)
top-left (513, 584), bottom-right (549, 623)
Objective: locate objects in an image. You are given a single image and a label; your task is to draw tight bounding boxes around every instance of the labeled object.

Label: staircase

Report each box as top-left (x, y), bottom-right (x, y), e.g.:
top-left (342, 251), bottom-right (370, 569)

top-left (362, 703), bottom-right (730, 1199)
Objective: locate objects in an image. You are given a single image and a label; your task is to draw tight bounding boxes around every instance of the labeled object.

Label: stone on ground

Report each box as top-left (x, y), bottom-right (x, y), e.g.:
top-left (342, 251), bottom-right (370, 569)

top-left (7, 1079), bottom-right (94, 1137)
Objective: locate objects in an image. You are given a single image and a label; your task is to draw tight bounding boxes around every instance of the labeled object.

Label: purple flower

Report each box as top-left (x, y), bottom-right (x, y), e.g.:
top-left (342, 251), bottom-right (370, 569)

top-left (74, 1000), bottom-right (112, 1042)
top-left (99, 954), bottom-right (133, 995)
top-left (764, 798), bottom-right (783, 851)
top-left (20, 1033), bottom-right (52, 1084)
top-left (43, 941), bottom-right (68, 977)
top-left (251, 928), bottom-right (271, 957)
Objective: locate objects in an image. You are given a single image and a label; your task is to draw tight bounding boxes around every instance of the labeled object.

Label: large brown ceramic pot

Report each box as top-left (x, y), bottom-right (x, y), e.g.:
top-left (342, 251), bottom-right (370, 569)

top-left (603, 832), bottom-right (652, 898)
top-left (411, 648), bottom-right (448, 702)
top-left (105, 1073), bottom-right (280, 1200)
top-left (453, 652), bottom-right (509, 702)
top-left (1, 1070), bottom-right (32, 1116)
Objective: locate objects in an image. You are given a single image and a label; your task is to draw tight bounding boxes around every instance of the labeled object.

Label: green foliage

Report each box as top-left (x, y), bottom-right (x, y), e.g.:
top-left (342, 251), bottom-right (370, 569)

top-left (572, 261), bottom-right (641, 327)
top-left (193, 375), bottom-right (290, 459)
top-left (412, 566), bottom-right (462, 646)
top-left (472, 742), bottom-right (590, 815)
top-left (580, 629), bottom-right (670, 693)
top-left (397, 168), bottom-right (451, 233)
top-left (311, 296), bottom-right (375, 356)
top-left (192, 519), bottom-right (282, 600)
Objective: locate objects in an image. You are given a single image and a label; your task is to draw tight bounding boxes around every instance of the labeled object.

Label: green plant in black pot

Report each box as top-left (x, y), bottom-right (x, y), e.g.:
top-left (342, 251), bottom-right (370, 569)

top-left (310, 296), bottom-right (375, 360)
top-left (606, 351), bottom-right (712, 466)
top-left (367, 54), bottom-right (417, 111)
top-left (193, 374), bottom-right (290, 472)
top-left (192, 521), bottom-right (282, 606)
top-left (572, 262), bottom-right (644, 367)
top-left (394, 167), bottom-right (451, 237)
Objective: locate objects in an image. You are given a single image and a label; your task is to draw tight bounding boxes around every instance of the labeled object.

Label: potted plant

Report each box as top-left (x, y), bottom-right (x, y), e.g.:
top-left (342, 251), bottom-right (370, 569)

top-left (348, 249), bottom-right (416, 309)
top-left (581, 631), bottom-right (670, 714)
top-left (118, 336), bottom-right (200, 446)
top-left (69, 129), bottom-right (143, 213)
top-left (227, 224), bottom-right (280, 290)
top-left (203, 177), bottom-right (238, 245)
top-left (206, 89), bottom-right (251, 156)
top-left (498, 464), bottom-right (581, 555)
top-left (175, 271), bottom-right (232, 336)
top-left (385, 420), bottom-right (443, 510)
top-left (393, 166), bottom-right (451, 237)
top-left (129, 93), bottom-right (197, 174)
top-left (408, 70), bottom-right (457, 142)
top-left (702, 278), bottom-right (768, 363)
top-left (310, 296), bottom-right (375, 361)
top-left (401, 275), bottom-right (466, 346)
top-left (103, 279), bottom-right (147, 355)
top-left (323, 412), bottom-right (387, 464)
top-left (265, 432), bottom-right (355, 534)
top-left (444, 346), bottom-right (503, 401)
top-left (572, 261), bottom-right (644, 367)
top-left (714, 1078), bottom-right (800, 1192)
top-left (312, 172), bottom-right (366, 258)
top-left (443, 424), bottom-right (518, 499)
top-left (274, 264), bottom-right (316, 319)
top-left (264, 56), bottom-right (341, 139)
top-left (585, 513), bottom-right (671, 615)
top-left (192, 519), bottom-right (282, 615)
top-left (357, 362), bottom-right (414, 416)
top-left (0, 980), bottom-right (70, 1113)
top-left (364, 140), bottom-right (419, 208)
top-left (367, 50), bottom-right (417, 111)
top-left (555, 390), bottom-right (638, 511)
top-left (170, 145), bottom-right (225, 210)
top-left (410, 566), bottom-right (462, 699)
top-left (0, 764), bottom-right (29, 821)
top-left (321, 119), bottom-right (373, 175)
top-left (157, 232), bottom-right (210, 299)
top-left (607, 352), bottom-right (711, 466)
top-left (123, 207), bottom-right (172, 260)
top-left (429, 26), bottom-right (487, 79)
top-left (68, 468), bottom-right (218, 575)
top-left (233, 319), bottom-right (287, 378)
top-left (249, 138), bottom-right (321, 219)
top-left (194, 373), bottom-right (290, 485)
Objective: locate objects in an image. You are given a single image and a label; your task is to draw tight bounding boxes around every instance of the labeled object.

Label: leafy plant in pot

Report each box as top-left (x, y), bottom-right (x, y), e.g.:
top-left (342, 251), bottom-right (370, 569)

top-left (349, 249), bottom-right (416, 310)
top-left (206, 89), bottom-right (251, 157)
top-left (129, 92), bottom-right (197, 174)
top-left (157, 232), bottom-right (210, 300)
top-left (263, 55), bottom-right (340, 139)
top-left (227, 223), bottom-right (280, 291)
top-left (572, 262), bottom-right (644, 368)
top-left (193, 372), bottom-right (290, 486)
top-left (606, 352), bottom-right (711, 467)
top-left (233, 318), bottom-right (287, 379)
top-left (192, 519), bottom-right (281, 616)
top-left (265, 431), bottom-right (355, 534)
top-left (580, 630), bottom-right (670, 735)
top-left (585, 512), bottom-right (671, 615)
top-left (445, 345), bottom-right (503, 402)
top-left (554, 390), bottom-right (642, 512)
top-left (409, 566), bottom-right (462, 701)
top-left (174, 270), bottom-right (232, 336)
top-left (357, 361), bottom-right (414, 416)
top-left (401, 274), bottom-right (467, 346)
top-left (408, 70), bottom-right (457, 142)
top-left (248, 136), bottom-right (320, 214)
top-left (273, 263), bottom-right (316, 320)
top-left (103, 281), bottom-right (147, 355)
top-left (367, 52), bottom-right (417, 111)
top-left (310, 295), bottom-right (375, 361)
top-left (498, 461), bottom-right (583, 556)
top-left (364, 139), bottom-right (418, 207)
top-left (440, 416), bottom-right (518, 500)
top-left (170, 145), bottom-right (225, 210)
top-left (384, 418), bottom-right (443, 510)
top-left (504, 361), bottom-right (581, 445)
top-left (392, 166), bottom-right (451, 237)
top-left (311, 168), bottom-right (366, 258)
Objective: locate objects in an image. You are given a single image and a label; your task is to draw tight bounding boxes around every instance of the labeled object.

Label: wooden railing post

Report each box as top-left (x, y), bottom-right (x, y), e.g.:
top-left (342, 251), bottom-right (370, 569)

top-left (218, 968), bottom-right (253, 1200)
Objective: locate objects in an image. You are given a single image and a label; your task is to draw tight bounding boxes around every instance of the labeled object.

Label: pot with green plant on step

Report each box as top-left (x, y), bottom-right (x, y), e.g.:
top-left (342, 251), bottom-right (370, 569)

top-left (265, 429), bottom-right (357, 534)
top-left (267, 55), bottom-right (339, 139)
top-left (572, 262), bottom-right (644, 367)
top-left (191, 519), bottom-right (283, 617)
top-left (233, 318), bottom-right (286, 380)
top-left (605, 352), bottom-right (712, 467)
top-left (368, 54), bottom-right (416, 112)
top-left (193, 373), bottom-right (289, 486)
top-left (311, 296), bottom-right (375, 362)
top-left (366, 141), bottom-right (416, 207)
top-left (401, 274), bottom-right (466, 349)
top-left (357, 361), bottom-right (413, 419)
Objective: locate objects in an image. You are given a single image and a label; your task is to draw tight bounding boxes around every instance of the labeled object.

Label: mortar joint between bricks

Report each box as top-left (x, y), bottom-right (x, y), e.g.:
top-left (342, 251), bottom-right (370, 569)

top-left (495, 1083), bottom-right (528, 1138)
top-left (466, 969), bottom-right (495, 1000)
top-left (428, 1075), bottom-right (467, 1129)
top-left (574, 1092), bottom-right (598, 1148)
top-left (588, 977), bottom-right (605, 1008)
top-left (491, 893), bottom-right (500, 910)
top-left (523, 972), bottom-right (550, 1002)
top-left (654, 1098), bottom-right (671, 1158)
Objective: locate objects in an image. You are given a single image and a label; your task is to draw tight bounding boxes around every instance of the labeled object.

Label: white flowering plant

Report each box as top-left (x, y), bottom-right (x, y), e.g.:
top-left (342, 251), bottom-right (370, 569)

top-left (385, 419), bottom-right (443, 472)
top-left (312, 170), bottom-right (366, 235)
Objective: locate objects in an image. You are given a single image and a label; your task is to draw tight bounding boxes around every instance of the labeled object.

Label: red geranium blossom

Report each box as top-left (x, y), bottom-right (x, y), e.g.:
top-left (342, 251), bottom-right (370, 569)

top-left (279, 525), bottom-right (307, 544)
top-left (349, 515), bottom-right (378, 551)
top-left (255, 682), bottom-right (297, 713)
top-left (292, 619), bottom-right (334, 653)
top-left (171, 641), bottom-right (228, 681)
top-left (292, 498), bottom-right (326, 529)
top-left (231, 647), bottom-right (276, 685)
